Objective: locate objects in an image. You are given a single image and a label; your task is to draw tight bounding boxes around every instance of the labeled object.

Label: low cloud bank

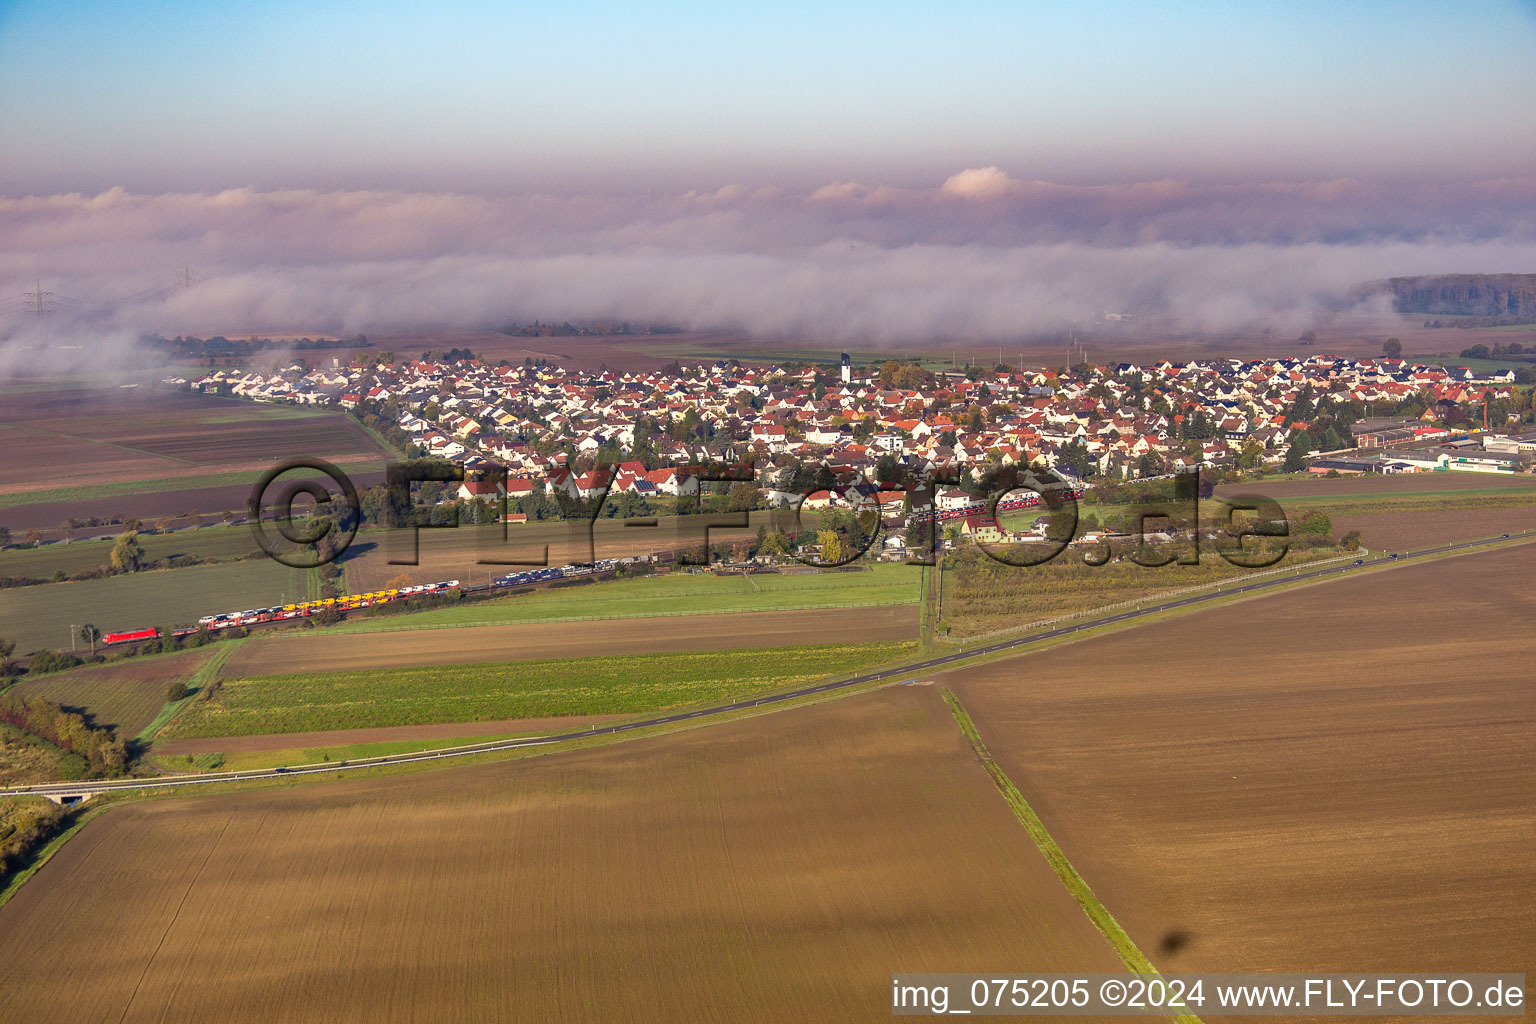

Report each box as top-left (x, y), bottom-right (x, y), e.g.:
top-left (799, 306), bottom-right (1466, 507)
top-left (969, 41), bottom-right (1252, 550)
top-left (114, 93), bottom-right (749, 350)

top-left (4, 171), bottom-right (1536, 375)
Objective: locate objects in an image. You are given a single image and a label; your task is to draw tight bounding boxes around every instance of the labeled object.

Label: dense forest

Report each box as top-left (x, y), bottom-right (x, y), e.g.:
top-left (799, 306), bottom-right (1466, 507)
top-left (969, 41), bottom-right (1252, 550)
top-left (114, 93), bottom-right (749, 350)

top-left (1384, 274), bottom-right (1536, 322)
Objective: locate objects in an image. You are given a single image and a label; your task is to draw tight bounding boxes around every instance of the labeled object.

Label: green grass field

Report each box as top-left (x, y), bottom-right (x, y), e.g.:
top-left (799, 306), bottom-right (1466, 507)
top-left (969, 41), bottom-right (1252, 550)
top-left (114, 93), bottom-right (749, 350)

top-left (0, 379), bottom-right (84, 395)
top-left (0, 524), bottom-right (266, 579)
top-left (333, 563), bottom-right (922, 633)
top-left (1407, 351), bottom-right (1534, 372)
top-left (0, 560), bottom-right (309, 653)
top-left (161, 641), bottom-right (914, 738)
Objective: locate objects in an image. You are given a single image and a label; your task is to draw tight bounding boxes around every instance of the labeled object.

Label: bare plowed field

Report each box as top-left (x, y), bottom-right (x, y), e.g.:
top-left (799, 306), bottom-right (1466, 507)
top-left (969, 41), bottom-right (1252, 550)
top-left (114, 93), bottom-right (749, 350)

top-left (223, 605), bottom-right (917, 675)
top-left (0, 426), bottom-right (175, 490)
top-left (113, 420), bottom-right (375, 465)
top-left (1216, 472), bottom-right (1536, 500)
top-left (0, 388), bottom-right (389, 498)
top-left (0, 686), bottom-right (1123, 1023)
top-left (0, 471), bottom-right (389, 534)
top-left (943, 544), bottom-right (1536, 982)
top-left (1332, 504), bottom-right (1536, 551)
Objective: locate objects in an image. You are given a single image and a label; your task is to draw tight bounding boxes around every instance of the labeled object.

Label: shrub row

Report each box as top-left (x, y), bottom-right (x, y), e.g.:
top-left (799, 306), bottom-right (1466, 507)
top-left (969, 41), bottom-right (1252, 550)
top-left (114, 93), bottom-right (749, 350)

top-left (0, 696), bottom-right (128, 777)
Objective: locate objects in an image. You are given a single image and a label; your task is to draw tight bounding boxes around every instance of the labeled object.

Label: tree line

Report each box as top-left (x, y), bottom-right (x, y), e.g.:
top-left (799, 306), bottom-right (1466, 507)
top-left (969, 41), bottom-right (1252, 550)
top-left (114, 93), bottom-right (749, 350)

top-left (1459, 342), bottom-right (1536, 360)
top-left (0, 696), bottom-right (128, 777)
top-left (141, 333), bottom-right (370, 357)
top-left (0, 797), bottom-right (68, 888)
top-left (499, 321), bottom-right (684, 337)
top-left (1387, 274), bottom-right (1536, 321)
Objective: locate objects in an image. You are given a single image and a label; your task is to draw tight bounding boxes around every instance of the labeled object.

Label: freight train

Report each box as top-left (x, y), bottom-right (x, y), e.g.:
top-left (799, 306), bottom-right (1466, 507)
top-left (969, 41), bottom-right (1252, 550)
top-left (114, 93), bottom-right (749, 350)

top-left (100, 561), bottom-right (623, 647)
top-left (101, 581), bottom-right (462, 645)
top-left (490, 559), bottom-right (618, 588)
top-left (100, 626), bottom-right (176, 646)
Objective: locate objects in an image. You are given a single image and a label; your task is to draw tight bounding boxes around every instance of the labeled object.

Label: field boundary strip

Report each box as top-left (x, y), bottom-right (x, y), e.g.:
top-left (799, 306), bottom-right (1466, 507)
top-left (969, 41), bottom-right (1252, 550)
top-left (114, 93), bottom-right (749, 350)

top-left (275, 599), bottom-right (917, 636)
top-left (943, 687), bottom-right (1204, 1024)
top-left (426, 579), bottom-right (909, 599)
top-left (134, 643), bottom-right (242, 745)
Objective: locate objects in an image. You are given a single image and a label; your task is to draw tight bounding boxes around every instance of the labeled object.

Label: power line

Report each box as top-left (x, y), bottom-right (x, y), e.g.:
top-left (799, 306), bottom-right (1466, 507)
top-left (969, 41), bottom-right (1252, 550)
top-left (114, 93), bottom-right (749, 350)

top-left (1, 271), bottom-right (191, 319)
top-left (23, 279), bottom-right (55, 316)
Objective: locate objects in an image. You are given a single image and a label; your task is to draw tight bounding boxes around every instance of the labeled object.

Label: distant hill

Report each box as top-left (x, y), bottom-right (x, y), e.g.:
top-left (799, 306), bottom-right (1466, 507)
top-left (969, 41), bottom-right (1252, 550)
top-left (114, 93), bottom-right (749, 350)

top-left (1382, 273), bottom-right (1536, 321)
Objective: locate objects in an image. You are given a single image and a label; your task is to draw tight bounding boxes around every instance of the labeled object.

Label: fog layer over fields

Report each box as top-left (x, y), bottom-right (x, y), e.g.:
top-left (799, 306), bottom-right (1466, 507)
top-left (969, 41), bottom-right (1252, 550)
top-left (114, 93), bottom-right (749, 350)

top-left (5, 172), bottom-right (1536, 371)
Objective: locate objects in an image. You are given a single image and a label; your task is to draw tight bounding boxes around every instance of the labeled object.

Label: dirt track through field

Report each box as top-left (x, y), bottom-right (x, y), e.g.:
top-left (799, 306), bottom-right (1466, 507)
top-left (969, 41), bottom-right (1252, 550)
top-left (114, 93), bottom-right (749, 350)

top-left (0, 686), bottom-right (1123, 1023)
top-left (220, 604), bottom-right (917, 675)
top-left (942, 544), bottom-right (1536, 988)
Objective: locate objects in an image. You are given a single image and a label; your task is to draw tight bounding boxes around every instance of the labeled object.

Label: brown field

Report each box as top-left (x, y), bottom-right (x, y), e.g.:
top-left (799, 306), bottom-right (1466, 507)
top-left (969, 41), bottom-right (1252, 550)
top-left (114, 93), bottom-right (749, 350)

top-left (0, 686), bottom-right (1124, 1022)
top-left (368, 327), bottom-right (570, 365)
top-left (0, 388), bottom-right (389, 498)
top-left (196, 311), bottom-right (1536, 370)
top-left (7, 648), bottom-right (218, 738)
top-left (0, 425), bottom-right (176, 490)
top-left (0, 471), bottom-right (389, 535)
top-left (368, 328), bottom-right (767, 373)
top-left (342, 512), bottom-right (788, 591)
top-left (439, 312), bottom-right (1536, 370)
top-left (1063, 311), bottom-right (1536, 364)
top-left (221, 605), bottom-right (918, 675)
top-left (153, 714), bottom-right (625, 756)
top-left (1332, 504), bottom-right (1536, 552)
top-left (307, 311), bottom-right (1536, 371)
top-left (942, 544), bottom-right (1536, 983)
top-left (108, 419), bottom-right (373, 465)
top-left (1216, 472), bottom-right (1536, 501)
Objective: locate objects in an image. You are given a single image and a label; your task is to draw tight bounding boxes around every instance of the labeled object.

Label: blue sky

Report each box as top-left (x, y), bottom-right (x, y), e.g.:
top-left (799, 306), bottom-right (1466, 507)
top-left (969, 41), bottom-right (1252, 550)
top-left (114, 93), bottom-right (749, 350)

top-left (2, 0), bottom-right (1535, 193)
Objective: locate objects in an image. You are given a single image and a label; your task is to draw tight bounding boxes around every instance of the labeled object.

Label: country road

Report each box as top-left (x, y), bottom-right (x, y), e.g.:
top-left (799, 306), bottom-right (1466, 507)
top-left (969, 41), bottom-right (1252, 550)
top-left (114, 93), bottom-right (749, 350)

top-left (6, 529), bottom-right (1531, 800)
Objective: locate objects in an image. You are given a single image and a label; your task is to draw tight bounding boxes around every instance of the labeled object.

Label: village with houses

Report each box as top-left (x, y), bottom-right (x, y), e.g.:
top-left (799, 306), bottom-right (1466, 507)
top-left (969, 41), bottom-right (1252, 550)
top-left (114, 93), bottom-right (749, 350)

top-left (168, 348), bottom-right (1536, 516)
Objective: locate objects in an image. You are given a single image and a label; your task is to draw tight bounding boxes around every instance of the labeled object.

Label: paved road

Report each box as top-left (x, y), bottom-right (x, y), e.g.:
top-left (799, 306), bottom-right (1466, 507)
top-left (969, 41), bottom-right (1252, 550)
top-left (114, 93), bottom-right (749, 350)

top-left (7, 530), bottom-right (1532, 800)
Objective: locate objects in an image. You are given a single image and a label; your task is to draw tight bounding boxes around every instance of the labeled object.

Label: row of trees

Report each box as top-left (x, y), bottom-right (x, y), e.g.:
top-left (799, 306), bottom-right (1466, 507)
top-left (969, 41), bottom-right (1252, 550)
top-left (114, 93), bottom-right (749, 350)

top-left (0, 696), bottom-right (128, 776)
top-left (420, 347), bottom-right (478, 362)
top-left (349, 401), bottom-right (422, 457)
top-left (141, 333), bottom-right (368, 357)
top-left (500, 321), bottom-right (684, 337)
top-left (1460, 342), bottom-right (1533, 359)
top-left (0, 797), bottom-right (68, 884)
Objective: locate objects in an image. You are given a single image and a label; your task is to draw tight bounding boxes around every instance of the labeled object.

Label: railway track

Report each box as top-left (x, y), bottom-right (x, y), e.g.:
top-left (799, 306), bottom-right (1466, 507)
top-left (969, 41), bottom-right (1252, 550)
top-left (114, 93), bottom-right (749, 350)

top-left (8, 528), bottom-right (1531, 802)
